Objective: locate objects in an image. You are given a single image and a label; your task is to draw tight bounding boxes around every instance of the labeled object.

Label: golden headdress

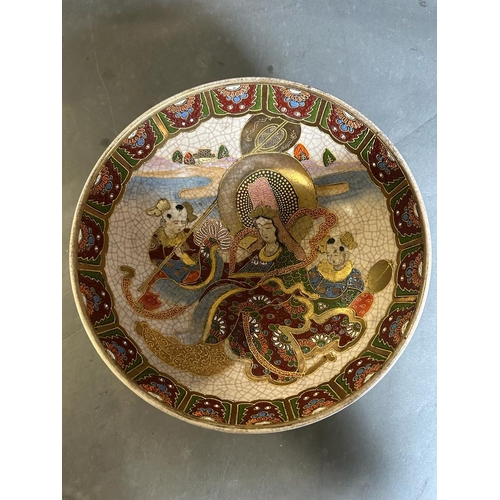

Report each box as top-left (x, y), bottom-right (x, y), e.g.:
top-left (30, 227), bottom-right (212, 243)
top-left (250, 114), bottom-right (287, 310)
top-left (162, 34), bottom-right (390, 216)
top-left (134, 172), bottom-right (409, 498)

top-left (318, 232), bottom-right (358, 253)
top-left (146, 199), bottom-right (197, 222)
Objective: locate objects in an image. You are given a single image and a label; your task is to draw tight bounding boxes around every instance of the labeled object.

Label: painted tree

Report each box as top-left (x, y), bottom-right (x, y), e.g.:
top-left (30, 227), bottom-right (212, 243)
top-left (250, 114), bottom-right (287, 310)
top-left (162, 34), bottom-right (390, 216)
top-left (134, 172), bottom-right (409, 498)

top-left (184, 152), bottom-right (195, 165)
top-left (323, 148), bottom-right (336, 166)
top-left (217, 145), bottom-right (229, 159)
top-left (172, 150), bottom-right (183, 163)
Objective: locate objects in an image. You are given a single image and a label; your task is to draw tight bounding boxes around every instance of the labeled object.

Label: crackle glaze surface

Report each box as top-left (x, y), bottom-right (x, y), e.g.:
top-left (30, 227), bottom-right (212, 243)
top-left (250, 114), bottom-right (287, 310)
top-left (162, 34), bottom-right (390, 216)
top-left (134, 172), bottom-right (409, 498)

top-left (70, 78), bottom-right (430, 432)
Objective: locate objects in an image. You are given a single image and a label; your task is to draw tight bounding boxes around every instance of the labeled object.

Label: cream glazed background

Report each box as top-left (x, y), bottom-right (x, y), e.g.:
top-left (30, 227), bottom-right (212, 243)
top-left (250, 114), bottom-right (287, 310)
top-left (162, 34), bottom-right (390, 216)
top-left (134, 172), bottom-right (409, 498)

top-left (106, 113), bottom-right (397, 401)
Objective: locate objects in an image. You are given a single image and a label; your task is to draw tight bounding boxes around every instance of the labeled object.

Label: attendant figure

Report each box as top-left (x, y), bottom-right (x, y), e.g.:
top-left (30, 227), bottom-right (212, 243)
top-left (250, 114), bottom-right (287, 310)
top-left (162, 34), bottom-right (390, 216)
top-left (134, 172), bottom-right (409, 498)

top-left (137, 199), bottom-right (224, 311)
top-left (308, 232), bottom-right (375, 320)
top-left (308, 233), bottom-right (364, 302)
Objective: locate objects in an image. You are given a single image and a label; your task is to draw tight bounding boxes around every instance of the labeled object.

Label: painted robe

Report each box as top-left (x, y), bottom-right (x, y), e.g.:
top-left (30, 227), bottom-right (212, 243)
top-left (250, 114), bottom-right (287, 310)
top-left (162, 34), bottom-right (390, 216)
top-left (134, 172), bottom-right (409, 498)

top-left (200, 244), bottom-right (365, 384)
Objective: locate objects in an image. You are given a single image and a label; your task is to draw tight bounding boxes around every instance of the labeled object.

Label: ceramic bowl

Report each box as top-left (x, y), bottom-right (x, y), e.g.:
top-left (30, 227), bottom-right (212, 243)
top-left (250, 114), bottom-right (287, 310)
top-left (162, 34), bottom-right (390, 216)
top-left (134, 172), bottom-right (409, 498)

top-left (70, 78), bottom-right (431, 432)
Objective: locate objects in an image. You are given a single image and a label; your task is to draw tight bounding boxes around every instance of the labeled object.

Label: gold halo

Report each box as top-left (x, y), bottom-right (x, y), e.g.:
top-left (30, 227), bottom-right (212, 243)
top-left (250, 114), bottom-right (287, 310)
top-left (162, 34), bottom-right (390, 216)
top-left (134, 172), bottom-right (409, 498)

top-left (217, 152), bottom-right (318, 235)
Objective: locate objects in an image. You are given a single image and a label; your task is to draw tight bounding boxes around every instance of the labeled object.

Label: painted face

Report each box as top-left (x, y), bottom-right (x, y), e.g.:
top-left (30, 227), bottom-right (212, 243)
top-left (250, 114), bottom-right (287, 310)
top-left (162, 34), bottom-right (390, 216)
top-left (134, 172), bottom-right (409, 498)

top-left (163, 204), bottom-right (188, 237)
top-left (255, 217), bottom-right (278, 244)
top-left (326, 237), bottom-right (347, 268)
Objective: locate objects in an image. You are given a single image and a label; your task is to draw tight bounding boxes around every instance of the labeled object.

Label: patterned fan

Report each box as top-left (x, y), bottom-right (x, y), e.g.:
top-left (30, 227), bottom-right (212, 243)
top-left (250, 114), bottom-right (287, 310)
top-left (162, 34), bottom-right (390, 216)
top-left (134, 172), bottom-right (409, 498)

top-left (194, 220), bottom-right (232, 251)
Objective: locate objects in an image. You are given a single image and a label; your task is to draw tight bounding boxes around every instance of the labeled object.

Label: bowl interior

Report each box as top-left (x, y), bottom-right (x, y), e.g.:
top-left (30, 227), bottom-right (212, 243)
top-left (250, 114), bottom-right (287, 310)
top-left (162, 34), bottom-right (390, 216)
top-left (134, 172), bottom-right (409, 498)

top-left (71, 78), bottom-right (430, 432)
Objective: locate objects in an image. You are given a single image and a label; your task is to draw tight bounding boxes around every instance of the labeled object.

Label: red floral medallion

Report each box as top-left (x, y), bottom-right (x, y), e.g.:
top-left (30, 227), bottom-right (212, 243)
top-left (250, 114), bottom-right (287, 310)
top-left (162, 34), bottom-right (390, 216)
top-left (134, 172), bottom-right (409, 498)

top-left (77, 213), bottom-right (104, 263)
top-left (213, 84), bottom-right (258, 114)
top-left (187, 397), bottom-right (228, 424)
top-left (294, 388), bottom-right (339, 417)
top-left (78, 273), bottom-right (113, 326)
top-left (239, 401), bottom-right (285, 425)
top-left (160, 95), bottom-right (204, 129)
top-left (392, 187), bottom-right (422, 241)
top-left (326, 104), bottom-right (367, 143)
top-left (339, 356), bottom-right (383, 392)
top-left (364, 136), bottom-right (405, 191)
top-left (377, 305), bottom-right (416, 350)
top-left (99, 330), bottom-right (142, 373)
top-left (271, 85), bottom-right (318, 119)
top-left (87, 158), bottom-right (123, 207)
top-left (118, 120), bottom-right (158, 162)
top-left (397, 247), bottom-right (424, 294)
top-left (137, 374), bottom-right (180, 407)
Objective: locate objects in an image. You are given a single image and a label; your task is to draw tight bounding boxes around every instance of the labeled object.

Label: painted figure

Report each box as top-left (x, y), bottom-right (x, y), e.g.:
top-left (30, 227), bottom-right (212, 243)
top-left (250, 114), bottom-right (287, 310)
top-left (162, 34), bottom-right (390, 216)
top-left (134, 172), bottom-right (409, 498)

top-left (121, 199), bottom-right (228, 316)
top-left (196, 176), bottom-right (365, 384)
top-left (226, 177), bottom-right (309, 284)
top-left (309, 233), bottom-right (365, 301)
top-left (122, 154), bottom-right (389, 385)
top-left (308, 232), bottom-right (393, 320)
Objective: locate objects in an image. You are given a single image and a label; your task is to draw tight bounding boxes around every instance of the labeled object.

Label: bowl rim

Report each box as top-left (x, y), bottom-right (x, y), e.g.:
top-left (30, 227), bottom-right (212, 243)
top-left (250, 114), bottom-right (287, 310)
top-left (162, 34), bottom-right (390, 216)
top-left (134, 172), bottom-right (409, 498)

top-left (69, 76), bottom-right (432, 433)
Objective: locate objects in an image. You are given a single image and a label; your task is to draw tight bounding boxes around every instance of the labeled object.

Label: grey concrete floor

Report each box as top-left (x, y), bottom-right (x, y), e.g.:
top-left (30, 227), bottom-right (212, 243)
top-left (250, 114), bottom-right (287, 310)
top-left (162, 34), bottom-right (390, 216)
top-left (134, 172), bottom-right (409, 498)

top-left (63, 1), bottom-right (436, 499)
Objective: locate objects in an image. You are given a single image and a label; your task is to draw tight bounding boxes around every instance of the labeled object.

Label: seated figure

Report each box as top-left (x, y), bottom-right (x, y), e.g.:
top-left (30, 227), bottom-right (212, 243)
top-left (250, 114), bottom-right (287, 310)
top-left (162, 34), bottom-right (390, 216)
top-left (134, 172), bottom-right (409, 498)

top-left (308, 232), bottom-right (376, 321)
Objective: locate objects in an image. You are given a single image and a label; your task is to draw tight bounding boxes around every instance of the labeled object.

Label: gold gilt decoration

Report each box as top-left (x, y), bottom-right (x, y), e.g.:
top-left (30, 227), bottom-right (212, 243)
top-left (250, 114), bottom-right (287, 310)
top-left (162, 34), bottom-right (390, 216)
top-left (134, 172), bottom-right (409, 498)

top-left (316, 260), bottom-right (354, 282)
top-left (366, 259), bottom-right (394, 294)
top-left (218, 153), bottom-right (318, 236)
top-left (340, 232), bottom-right (358, 250)
top-left (136, 322), bottom-right (234, 376)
